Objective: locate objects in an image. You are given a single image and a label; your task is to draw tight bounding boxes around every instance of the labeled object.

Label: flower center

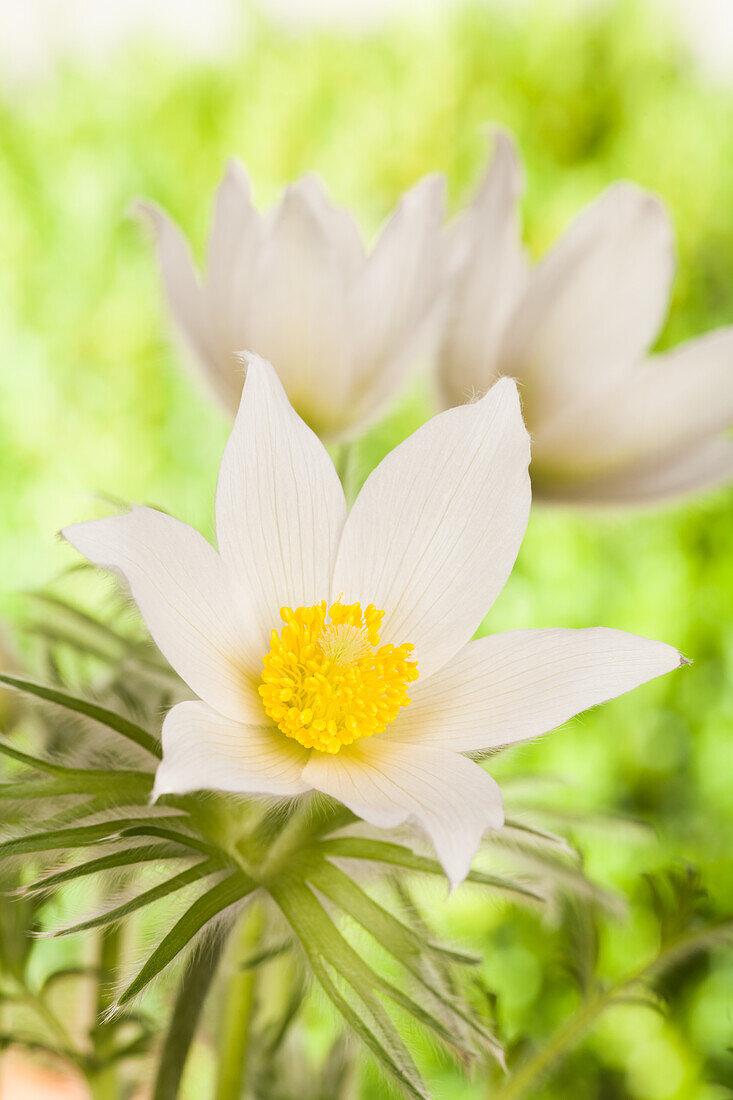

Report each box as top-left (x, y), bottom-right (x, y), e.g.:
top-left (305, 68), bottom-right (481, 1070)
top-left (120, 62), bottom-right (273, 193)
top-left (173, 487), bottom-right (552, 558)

top-left (259, 601), bottom-right (418, 754)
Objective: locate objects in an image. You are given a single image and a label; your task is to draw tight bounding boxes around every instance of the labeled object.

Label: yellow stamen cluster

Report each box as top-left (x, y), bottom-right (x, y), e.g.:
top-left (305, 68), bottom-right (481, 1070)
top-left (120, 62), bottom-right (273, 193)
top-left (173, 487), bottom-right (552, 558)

top-left (259, 601), bottom-right (418, 754)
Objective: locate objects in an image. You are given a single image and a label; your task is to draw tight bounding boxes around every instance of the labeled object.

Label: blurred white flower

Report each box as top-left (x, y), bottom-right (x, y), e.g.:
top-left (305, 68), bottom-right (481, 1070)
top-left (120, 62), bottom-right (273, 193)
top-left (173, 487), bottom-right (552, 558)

top-left (440, 131), bottom-right (733, 505)
top-left (64, 354), bottom-right (681, 888)
top-left (136, 165), bottom-right (445, 439)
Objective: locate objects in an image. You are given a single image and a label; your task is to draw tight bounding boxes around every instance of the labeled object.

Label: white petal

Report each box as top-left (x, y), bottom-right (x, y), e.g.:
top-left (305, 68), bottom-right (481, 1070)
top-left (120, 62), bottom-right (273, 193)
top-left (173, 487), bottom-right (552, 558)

top-left (303, 740), bottom-right (503, 889)
top-left (206, 160), bottom-right (260, 288)
top-left (533, 326), bottom-right (733, 479)
top-left (347, 175), bottom-right (446, 425)
top-left (63, 507), bottom-right (264, 723)
top-left (332, 377), bottom-right (531, 678)
top-left (243, 183), bottom-right (353, 435)
top-left (389, 628), bottom-right (682, 753)
top-left (290, 174), bottom-right (365, 278)
top-left (440, 130), bottom-right (527, 407)
top-left (153, 700), bottom-right (309, 799)
top-left (500, 183), bottom-right (675, 424)
top-left (134, 200), bottom-right (242, 414)
top-left (215, 355), bottom-right (347, 650)
top-left (536, 435), bottom-right (733, 506)
top-left (204, 159), bottom-right (264, 368)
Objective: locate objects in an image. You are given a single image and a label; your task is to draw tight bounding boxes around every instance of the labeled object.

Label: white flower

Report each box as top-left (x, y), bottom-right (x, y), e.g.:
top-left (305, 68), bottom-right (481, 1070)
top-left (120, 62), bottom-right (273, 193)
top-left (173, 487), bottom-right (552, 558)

top-left (440, 131), bottom-right (733, 505)
top-left (135, 165), bottom-right (445, 439)
top-left (63, 355), bottom-right (682, 888)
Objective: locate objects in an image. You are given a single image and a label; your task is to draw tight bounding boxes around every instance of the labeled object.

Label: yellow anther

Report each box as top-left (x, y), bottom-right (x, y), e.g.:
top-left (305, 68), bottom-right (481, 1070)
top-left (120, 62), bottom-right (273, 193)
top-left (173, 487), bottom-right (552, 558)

top-left (259, 601), bottom-right (418, 754)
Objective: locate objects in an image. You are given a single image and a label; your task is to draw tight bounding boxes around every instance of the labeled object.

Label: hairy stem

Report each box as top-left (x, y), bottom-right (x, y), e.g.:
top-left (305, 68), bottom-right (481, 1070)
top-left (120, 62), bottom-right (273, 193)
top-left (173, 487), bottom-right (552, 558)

top-left (214, 903), bottom-right (265, 1100)
top-left (88, 1070), bottom-right (120, 1100)
top-left (492, 918), bottom-right (733, 1100)
top-left (152, 934), bottom-right (227, 1100)
top-left (89, 923), bottom-right (124, 1100)
top-left (256, 799), bottom-right (354, 883)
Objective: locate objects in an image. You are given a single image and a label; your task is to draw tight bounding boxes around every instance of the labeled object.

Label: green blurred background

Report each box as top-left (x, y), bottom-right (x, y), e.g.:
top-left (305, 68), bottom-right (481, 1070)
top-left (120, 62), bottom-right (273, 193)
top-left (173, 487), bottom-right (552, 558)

top-left (0, 1), bottom-right (732, 1097)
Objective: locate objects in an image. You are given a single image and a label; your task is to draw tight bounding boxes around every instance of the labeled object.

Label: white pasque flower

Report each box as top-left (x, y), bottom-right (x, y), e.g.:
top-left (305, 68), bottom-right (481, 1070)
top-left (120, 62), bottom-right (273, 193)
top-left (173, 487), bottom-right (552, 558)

top-left (440, 131), bottom-right (733, 505)
top-left (135, 164), bottom-right (445, 439)
top-left (63, 355), bottom-right (682, 888)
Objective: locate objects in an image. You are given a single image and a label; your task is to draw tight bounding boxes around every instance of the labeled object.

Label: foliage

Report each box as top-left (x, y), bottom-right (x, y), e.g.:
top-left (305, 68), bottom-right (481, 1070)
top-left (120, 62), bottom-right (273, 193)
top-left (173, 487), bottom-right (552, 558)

top-left (0, 1), bottom-right (731, 1097)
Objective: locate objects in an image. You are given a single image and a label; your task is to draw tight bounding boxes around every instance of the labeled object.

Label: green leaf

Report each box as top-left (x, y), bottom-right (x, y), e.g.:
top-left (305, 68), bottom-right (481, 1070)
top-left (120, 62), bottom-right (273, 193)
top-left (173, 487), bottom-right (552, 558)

top-left (0, 1031), bottom-right (81, 1066)
top-left (0, 673), bottom-right (161, 759)
top-left (492, 914), bottom-right (733, 1100)
top-left (52, 858), bottom-right (222, 936)
top-left (239, 942), bottom-right (292, 970)
top-left (0, 816), bottom-right (190, 857)
top-left (118, 822), bottom-right (230, 861)
top-left (25, 844), bottom-right (187, 893)
top-left (117, 872), bottom-right (257, 1006)
top-left (0, 770), bottom-right (153, 802)
top-left (312, 956), bottom-right (430, 1100)
top-left (26, 593), bottom-right (137, 653)
top-left (307, 858), bottom-right (502, 1060)
top-left (40, 966), bottom-right (101, 996)
top-left (501, 818), bottom-right (574, 855)
top-left (22, 621), bottom-right (120, 664)
top-left (0, 740), bottom-right (71, 775)
top-left (318, 837), bottom-right (544, 902)
top-left (271, 876), bottom-right (430, 1100)
top-left (27, 595), bottom-right (179, 687)
top-left (308, 856), bottom-right (477, 965)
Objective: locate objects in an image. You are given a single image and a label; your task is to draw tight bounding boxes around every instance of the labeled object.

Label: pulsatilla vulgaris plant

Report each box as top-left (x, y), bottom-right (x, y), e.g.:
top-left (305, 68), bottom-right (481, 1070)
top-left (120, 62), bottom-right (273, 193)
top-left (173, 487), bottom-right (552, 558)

top-left (1, 355), bottom-right (689, 1098)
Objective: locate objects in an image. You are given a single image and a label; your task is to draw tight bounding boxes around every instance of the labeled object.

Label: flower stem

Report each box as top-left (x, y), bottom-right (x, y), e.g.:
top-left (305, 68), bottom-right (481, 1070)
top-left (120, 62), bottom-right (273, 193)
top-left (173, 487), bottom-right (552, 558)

top-left (491, 917), bottom-right (733, 1100)
top-left (88, 1070), bottom-right (120, 1100)
top-left (152, 934), bottom-right (226, 1100)
top-left (89, 923), bottom-right (123, 1100)
top-left (213, 903), bottom-right (265, 1100)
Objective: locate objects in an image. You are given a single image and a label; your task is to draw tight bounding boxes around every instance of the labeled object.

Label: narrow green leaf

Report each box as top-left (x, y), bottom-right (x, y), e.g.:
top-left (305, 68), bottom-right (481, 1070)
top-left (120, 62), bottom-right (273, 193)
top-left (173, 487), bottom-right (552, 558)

top-left (311, 956), bottom-right (430, 1100)
top-left (502, 818), bottom-right (574, 854)
top-left (0, 673), bottom-right (161, 759)
top-left (239, 942), bottom-right (291, 970)
top-left (53, 858), bottom-right (222, 937)
top-left (25, 844), bottom-right (191, 893)
top-left (493, 916), bottom-right (733, 1100)
top-left (107, 1030), bottom-right (154, 1064)
top-left (0, 770), bottom-right (153, 802)
top-left (26, 593), bottom-right (135, 653)
top-left (119, 823), bottom-right (229, 861)
top-left (0, 1032), bottom-right (81, 1066)
top-left (308, 858), bottom-right (502, 1059)
top-left (40, 966), bottom-right (100, 995)
top-left (26, 594), bottom-right (179, 683)
top-left (318, 837), bottom-right (544, 902)
top-left (309, 857), bottom-right (476, 965)
top-left (0, 816), bottom-right (190, 857)
top-left (0, 740), bottom-right (69, 775)
top-left (499, 846), bottom-right (622, 913)
top-left (117, 872), bottom-right (256, 1006)
top-left (282, 876), bottom-right (466, 1047)
top-left (22, 621), bottom-right (119, 664)
top-left (272, 877), bottom-right (429, 1100)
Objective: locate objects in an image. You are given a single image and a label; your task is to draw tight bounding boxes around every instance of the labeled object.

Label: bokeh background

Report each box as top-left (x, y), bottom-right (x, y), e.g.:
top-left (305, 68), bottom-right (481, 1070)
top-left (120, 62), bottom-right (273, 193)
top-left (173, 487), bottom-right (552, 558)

top-left (0, 1), bottom-right (732, 1097)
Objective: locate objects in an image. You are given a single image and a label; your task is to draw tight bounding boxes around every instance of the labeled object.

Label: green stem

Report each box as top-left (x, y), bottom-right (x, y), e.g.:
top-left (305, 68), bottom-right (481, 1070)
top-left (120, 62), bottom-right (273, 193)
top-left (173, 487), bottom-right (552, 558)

top-left (23, 987), bottom-right (75, 1053)
top-left (89, 922), bottom-right (123, 1100)
top-left (255, 800), bottom-right (354, 883)
top-left (490, 993), bottom-right (607, 1100)
top-left (214, 903), bottom-right (265, 1100)
top-left (492, 917), bottom-right (733, 1100)
top-left (88, 1070), bottom-right (120, 1100)
top-left (152, 933), bottom-right (226, 1100)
